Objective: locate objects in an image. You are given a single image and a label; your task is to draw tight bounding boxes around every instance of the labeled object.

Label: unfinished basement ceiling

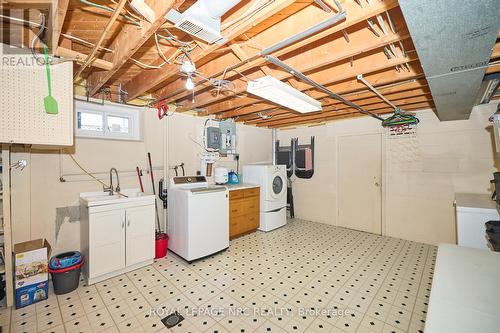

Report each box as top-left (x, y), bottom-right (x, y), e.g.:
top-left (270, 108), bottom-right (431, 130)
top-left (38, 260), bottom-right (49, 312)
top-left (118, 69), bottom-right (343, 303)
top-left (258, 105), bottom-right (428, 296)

top-left (2, 0), bottom-right (499, 128)
top-left (398, 0), bottom-right (500, 121)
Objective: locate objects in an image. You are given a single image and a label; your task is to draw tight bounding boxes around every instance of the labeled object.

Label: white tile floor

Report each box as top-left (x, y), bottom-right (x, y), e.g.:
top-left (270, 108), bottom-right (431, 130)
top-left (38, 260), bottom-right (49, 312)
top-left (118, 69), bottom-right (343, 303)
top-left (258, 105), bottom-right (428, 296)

top-left (1, 219), bottom-right (436, 333)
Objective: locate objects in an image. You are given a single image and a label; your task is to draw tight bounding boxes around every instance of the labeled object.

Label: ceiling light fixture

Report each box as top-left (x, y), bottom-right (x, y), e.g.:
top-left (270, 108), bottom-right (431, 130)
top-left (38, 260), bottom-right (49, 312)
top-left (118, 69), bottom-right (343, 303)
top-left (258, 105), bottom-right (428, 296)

top-left (186, 76), bottom-right (194, 90)
top-left (246, 76), bottom-right (322, 113)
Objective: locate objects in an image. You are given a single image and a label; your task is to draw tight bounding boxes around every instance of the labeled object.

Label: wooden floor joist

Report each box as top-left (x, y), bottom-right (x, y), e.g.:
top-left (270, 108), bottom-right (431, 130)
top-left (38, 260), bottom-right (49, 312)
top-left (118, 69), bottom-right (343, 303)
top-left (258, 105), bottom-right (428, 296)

top-left (85, 0), bottom-right (190, 96)
top-left (123, 0), bottom-right (298, 101)
top-left (168, 0), bottom-right (402, 111)
top-left (7, 0), bottom-right (496, 127)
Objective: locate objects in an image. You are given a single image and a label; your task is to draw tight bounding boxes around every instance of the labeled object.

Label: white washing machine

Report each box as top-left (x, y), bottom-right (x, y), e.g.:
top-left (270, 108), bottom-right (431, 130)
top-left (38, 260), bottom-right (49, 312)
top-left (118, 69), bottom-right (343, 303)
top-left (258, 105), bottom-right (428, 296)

top-left (242, 164), bottom-right (287, 231)
top-left (167, 176), bottom-right (229, 262)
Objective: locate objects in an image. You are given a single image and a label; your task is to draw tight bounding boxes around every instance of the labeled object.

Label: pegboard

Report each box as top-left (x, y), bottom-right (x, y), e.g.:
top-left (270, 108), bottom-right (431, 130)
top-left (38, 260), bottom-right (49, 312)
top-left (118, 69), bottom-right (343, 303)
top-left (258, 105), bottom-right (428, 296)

top-left (0, 52), bottom-right (73, 146)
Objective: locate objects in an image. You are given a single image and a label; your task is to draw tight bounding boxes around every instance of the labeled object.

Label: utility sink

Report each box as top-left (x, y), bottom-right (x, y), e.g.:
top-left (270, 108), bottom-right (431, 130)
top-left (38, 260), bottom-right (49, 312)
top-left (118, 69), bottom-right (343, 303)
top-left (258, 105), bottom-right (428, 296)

top-left (80, 188), bottom-right (155, 207)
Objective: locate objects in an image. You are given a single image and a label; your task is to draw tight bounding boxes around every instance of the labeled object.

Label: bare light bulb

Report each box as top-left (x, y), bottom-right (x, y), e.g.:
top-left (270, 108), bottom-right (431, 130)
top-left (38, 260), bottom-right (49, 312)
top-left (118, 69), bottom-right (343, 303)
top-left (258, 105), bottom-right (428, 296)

top-left (186, 77), bottom-right (194, 90)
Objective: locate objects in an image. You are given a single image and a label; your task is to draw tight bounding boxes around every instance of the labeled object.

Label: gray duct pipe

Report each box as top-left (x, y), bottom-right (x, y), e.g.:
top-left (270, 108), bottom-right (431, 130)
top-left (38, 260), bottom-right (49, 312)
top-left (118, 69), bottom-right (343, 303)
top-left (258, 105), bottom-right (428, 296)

top-left (261, 9), bottom-right (346, 56)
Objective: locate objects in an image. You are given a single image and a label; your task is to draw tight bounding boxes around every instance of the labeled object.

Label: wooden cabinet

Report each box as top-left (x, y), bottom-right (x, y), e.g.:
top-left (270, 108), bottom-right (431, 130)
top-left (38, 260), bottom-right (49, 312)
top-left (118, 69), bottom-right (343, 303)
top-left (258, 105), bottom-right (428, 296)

top-left (229, 187), bottom-right (260, 239)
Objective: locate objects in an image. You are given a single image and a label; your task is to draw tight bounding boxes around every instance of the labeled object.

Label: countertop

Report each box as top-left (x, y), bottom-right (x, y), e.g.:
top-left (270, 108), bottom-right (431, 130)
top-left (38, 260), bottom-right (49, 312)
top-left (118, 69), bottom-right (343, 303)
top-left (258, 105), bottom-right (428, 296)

top-left (222, 183), bottom-right (260, 191)
top-left (455, 193), bottom-right (497, 210)
top-left (424, 244), bottom-right (500, 333)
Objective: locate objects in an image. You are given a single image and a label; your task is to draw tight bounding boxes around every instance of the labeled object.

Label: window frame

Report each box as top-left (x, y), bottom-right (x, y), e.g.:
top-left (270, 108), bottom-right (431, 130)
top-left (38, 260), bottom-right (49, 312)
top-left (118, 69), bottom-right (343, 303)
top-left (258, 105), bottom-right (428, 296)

top-left (75, 99), bottom-right (142, 141)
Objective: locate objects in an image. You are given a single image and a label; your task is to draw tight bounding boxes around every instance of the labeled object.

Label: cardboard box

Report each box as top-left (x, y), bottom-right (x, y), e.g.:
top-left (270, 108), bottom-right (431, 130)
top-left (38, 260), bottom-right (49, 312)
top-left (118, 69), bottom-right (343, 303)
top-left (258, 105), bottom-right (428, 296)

top-left (13, 239), bottom-right (51, 309)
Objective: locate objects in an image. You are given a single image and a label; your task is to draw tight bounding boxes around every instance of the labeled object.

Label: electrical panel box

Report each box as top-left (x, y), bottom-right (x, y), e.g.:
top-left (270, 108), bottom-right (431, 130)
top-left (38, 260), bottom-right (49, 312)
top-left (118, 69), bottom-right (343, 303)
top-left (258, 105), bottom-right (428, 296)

top-left (219, 120), bottom-right (237, 154)
top-left (206, 127), bottom-right (220, 150)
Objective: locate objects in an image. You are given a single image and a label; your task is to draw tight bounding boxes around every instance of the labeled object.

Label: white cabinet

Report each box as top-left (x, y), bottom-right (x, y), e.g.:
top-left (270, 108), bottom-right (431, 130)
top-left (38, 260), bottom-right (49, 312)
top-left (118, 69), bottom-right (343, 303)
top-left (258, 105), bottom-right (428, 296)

top-left (125, 205), bottom-right (155, 266)
top-left (455, 193), bottom-right (499, 250)
top-left (89, 209), bottom-right (126, 278)
top-left (80, 195), bottom-right (155, 285)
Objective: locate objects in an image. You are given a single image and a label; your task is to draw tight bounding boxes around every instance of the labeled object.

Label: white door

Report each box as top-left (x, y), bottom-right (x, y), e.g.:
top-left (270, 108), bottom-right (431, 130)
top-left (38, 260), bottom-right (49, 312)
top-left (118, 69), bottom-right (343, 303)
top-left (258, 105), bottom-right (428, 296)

top-left (126, 205), bottom-right (155, 266)
top-left (338, 134), bottom-right (382, 234)
top-left (90, 209), bottom-right (126, 277)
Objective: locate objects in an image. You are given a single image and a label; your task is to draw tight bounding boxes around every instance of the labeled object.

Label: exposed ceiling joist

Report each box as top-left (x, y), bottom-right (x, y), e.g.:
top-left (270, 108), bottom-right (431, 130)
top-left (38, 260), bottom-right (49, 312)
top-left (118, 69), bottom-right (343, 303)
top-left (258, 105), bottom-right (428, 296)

top-left (73, 0), bottom-right (128, 79)
top-left (241, 86), bottom-right (430, 123)
top-left (271, 102), bottom-right (434, 129)
top-left (161, 0), bottom-right (401, 109)
top-left (247, 93), bottom-right (432, 125)
top-left (55, 46), bottom-right (113, 70)
top-left (123, 0), bottom-right (298, 101)
top-left (86, 0), bottom-right (188, 95)
top-left (179, 41), bottom-right (418, 115)
top-left (203, 35), bottom-right (416, 113)
top-left (10, 0), bottom-right (496, 127)
top-left (50, 0), bottom-right (69, 50)
top-left (258, 101), bottom-right (434, 128)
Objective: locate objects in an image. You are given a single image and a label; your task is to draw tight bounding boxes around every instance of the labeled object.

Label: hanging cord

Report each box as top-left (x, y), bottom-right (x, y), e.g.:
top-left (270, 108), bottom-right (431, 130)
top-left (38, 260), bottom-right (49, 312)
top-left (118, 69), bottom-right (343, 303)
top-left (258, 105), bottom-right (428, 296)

top-left (30, 13), bottom-right (47, 66)
top-left (68, 154), bottom-right (128, 198)
top-left (154, 33), bottom-right (170, 64)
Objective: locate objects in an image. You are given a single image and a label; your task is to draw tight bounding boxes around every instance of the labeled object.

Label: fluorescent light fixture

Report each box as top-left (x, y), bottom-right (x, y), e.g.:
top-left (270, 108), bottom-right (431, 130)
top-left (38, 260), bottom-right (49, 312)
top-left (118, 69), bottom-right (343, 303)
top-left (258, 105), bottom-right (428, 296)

top-left (246, 76), bottom-right (322, 113)
top-left (129, 0), bottom-right (155, 23)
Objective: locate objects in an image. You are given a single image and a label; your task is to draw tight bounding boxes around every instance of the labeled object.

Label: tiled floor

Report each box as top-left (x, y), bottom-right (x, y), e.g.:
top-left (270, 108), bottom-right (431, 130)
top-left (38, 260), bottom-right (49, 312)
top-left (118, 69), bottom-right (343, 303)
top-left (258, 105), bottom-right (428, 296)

top-left (2, 219), bottom-right (437, 333)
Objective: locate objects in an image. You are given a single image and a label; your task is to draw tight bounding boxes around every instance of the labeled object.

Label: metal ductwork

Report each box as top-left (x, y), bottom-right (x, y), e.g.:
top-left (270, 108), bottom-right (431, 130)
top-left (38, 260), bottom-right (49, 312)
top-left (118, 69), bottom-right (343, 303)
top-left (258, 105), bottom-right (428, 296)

top-left (165, 0), bottom-right (242, 45)
top-left (398, 0), bottom-right (500, 121)
top-left (476, 73), bottom-right (500, 105)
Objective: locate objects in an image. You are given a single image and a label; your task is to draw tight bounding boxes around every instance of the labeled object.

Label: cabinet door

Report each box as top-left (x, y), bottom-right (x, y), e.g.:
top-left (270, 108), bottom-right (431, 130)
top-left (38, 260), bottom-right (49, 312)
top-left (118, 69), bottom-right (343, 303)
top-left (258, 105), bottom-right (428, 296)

top-left (126, 205), bottom-right (155, 266)
top-left (246, 213), bottom-right (259, 231)
top-left (90, 209), bottom-right (126, 277)
top-left (229, 215), bottom-right (243, 239)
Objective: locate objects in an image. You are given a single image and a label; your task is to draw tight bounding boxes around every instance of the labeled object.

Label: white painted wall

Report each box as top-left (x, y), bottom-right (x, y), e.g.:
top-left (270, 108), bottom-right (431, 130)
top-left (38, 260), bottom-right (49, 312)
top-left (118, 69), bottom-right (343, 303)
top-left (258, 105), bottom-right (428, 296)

top-left (9, 106), bottom-right (272, 254)
top-left (278, 102), bottom-right (500, 245)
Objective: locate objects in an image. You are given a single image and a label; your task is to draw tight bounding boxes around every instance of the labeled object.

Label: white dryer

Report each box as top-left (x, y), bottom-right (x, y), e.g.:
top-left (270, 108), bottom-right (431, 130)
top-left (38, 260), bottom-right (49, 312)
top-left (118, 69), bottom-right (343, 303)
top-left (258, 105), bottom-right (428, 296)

top-left (242, 165), bottom-right (287, 231)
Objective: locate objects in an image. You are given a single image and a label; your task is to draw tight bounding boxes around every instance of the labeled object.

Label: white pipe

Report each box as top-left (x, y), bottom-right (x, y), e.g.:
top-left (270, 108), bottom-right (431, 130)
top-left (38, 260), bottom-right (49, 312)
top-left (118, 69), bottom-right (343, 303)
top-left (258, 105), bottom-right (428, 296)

top-left (272, 128), bottom-right (277, 165)
top-left (163, 109), bottom-right (170, 232)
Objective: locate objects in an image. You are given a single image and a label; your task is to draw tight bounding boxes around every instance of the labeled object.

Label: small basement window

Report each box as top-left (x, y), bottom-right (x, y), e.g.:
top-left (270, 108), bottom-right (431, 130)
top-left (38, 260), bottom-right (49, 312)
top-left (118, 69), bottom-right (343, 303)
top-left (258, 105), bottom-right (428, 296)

top-left (75, 99), bottom-right (142, 140)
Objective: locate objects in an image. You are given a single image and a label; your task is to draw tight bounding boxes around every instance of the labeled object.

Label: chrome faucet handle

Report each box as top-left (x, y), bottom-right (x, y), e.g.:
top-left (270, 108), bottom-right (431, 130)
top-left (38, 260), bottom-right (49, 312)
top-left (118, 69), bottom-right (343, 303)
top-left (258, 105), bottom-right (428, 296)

top-left (115, 185), bottom-right (121, 193)
top-left (103, 185), bottom-right (114, 195)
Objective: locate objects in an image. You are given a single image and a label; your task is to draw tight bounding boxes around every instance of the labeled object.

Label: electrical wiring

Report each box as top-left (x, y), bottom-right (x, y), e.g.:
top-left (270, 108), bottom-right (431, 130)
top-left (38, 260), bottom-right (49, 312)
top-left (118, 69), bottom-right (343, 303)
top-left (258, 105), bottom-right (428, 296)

top-left (30, 13), bottom-right (47, 65)
top-left (62, 34), bottom-right (113, 53)
top-left (154, 33), bottom-right (170, 64)
top-left (160, 28), bottom-right (195, 50)
top-left (110, 0), bottom-right (145, 22)
top-left (0, 14), bottom-right (113, 54)
top-left (0, 14), bottom-right (188, 72)
top-left (68, 154), bottom-right (128, 198)
top-left (78, 0), bottom-right (142, 27)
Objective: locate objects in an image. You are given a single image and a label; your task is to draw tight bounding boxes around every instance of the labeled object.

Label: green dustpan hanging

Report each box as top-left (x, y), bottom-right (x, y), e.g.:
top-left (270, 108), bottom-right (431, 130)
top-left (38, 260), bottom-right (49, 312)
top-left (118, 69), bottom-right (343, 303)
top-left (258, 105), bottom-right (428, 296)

top-left (43, 46), bottom-right (59, 115)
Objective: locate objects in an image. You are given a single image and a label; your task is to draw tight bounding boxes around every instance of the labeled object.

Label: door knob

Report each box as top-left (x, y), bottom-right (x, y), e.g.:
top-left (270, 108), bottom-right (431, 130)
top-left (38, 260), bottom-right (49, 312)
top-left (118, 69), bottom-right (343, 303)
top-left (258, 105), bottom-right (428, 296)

top-left (374, 182), bottom-right (381, 187)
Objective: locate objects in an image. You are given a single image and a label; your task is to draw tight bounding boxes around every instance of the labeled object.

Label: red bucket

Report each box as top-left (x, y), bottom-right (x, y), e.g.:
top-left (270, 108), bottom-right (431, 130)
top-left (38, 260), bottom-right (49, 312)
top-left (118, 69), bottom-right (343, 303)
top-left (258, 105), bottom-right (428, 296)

top-left (155, 233), bottom-right (168, 259)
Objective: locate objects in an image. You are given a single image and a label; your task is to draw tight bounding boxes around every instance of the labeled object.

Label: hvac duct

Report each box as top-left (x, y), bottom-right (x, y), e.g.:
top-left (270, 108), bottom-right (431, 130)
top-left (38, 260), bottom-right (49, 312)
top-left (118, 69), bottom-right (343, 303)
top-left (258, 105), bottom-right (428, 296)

top-left (165, 0), bottom-right (242, 44)
top-left (398, 0), bottom-right (500, 120)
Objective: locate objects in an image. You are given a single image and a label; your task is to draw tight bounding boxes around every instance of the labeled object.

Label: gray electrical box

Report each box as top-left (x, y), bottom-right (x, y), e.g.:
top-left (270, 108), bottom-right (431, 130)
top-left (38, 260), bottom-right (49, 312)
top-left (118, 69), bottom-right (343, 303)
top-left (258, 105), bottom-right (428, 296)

top-left (219, 120), bottom-right (237, 154)
top-left (206, 127), bottom-right (220, 150)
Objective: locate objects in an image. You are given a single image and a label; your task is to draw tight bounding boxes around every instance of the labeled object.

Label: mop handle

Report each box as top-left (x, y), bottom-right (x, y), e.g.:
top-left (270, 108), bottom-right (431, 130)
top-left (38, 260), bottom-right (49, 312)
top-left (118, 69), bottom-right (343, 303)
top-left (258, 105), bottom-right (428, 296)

top-left (136, 167), bottom-right (144, 192)
top-left (147, 152), bottom-right (156, 194)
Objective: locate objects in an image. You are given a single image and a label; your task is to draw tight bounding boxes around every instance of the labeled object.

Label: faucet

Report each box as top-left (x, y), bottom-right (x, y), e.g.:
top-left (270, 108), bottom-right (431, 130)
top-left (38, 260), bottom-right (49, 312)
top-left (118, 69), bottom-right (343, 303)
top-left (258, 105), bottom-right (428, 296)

top-left (103, 168), bottom-right (121, 195)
